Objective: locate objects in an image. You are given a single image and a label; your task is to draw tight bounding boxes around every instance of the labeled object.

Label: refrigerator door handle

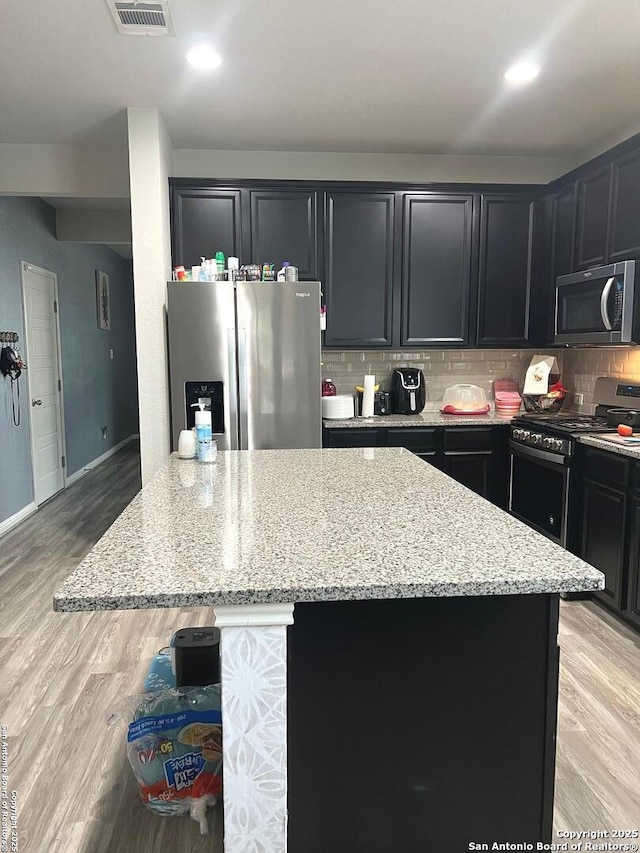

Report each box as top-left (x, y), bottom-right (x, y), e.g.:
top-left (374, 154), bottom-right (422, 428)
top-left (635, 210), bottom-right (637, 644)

top-left (237, 327), bottom-right (249, 450)
top-left (227, 328), bottom-right (240, 450)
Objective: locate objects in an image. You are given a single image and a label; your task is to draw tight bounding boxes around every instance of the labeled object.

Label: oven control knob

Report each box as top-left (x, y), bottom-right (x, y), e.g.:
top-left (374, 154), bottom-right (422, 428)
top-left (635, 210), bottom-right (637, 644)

top-left (522, 430), bottom-right (530, 441)
top-left (513, 428), bottom-right (521, 439)
top-left (554, 439), bottom-right (564, 451)
top-left (542, 436), bottom-right (553, 449)
top-left (532, 433), bottom-right (542, 445)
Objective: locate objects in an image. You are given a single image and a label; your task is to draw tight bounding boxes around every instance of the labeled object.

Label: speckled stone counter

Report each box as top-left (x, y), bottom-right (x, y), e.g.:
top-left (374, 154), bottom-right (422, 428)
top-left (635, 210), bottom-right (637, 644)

top-left (324, 411), bottom-right (514, 428)
top-left (53, 447), bottom-right (600, 849)
top-left (578, 433), bottom-right (640, 459)
top-left (54, 447), bottom-right (602, 613)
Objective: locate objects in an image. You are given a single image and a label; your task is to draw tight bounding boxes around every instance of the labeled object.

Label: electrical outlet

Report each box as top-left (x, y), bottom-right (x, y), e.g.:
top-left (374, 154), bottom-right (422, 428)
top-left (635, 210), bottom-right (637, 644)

top-left (101, 426), bottom-right (108, 440)
top-left (110, 348), bottom-right (114, 360)
top-left (574, 393), bottom-right (584, 406)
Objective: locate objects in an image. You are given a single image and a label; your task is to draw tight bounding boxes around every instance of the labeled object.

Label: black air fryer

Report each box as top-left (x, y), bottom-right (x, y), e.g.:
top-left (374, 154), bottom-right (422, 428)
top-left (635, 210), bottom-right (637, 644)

top-left (390, 368), bottom-right (426, 415)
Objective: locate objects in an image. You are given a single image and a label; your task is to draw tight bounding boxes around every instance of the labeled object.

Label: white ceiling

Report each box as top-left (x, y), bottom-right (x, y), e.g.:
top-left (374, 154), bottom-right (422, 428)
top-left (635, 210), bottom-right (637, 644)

top-left (2, 0), bottom-right (640, 157)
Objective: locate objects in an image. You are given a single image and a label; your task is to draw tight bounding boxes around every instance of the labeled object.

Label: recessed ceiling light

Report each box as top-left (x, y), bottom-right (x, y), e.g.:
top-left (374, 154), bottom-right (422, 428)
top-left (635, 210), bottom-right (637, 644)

top-left (187, 45), bottom-right (222, 71)
top-left (504, 60), bottom-right (540, 84)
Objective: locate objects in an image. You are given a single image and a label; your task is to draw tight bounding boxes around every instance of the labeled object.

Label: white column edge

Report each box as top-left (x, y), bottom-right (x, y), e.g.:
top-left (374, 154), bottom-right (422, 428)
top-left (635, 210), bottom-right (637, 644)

top-left (214, 602), bottom-right (295, 627)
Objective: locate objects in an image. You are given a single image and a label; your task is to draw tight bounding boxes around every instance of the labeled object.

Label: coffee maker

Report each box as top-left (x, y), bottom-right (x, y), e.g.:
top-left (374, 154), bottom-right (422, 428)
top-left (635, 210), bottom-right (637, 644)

top-left (390, 368), bottom-right (426, 415)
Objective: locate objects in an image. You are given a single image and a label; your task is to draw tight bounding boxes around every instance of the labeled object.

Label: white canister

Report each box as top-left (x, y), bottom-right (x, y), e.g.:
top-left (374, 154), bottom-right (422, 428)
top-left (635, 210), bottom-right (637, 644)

top-left (177, 429), bottom-right (197, 459)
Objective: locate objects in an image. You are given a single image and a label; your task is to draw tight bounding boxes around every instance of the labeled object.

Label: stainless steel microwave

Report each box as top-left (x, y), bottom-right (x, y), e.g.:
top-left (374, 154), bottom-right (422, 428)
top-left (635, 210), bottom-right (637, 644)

top-left (554, 260), bottom-right (637, 345)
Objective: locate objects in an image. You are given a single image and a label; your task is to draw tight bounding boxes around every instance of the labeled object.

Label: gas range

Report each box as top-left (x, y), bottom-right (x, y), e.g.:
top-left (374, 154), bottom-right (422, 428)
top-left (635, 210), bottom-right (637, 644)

top-left (510, 413), bottom-right (610, 457)
top-left (509, 377), bottom-right (640, 552)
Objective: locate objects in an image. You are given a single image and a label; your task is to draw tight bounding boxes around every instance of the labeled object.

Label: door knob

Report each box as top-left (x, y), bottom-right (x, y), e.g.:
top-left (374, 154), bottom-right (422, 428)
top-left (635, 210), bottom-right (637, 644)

top-left (32, 399), bottom-right (42, 406)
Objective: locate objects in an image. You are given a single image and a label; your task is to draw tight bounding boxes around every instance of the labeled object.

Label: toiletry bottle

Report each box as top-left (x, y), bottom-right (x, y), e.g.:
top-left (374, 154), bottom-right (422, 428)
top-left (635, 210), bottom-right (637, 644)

top-left (215, 252), bottom-right (225, 277)
top-left (228, 257), bottom-right (239, 282)
top-left (192, 401), bottom-right (216, 463)
top-left (277, 262), bottom-right (290, 282)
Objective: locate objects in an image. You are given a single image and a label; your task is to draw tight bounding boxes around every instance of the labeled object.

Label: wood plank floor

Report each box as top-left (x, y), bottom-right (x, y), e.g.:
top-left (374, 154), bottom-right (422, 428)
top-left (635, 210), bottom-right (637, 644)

top-left (1, 441), bottom-right (638, 851)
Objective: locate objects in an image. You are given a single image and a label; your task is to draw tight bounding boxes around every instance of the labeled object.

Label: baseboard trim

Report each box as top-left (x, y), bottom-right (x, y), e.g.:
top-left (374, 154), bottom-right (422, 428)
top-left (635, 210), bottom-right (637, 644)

top-left (0, 502), bottom-right (37, 538)
top-left (66, 434), bottom-right (139, 487)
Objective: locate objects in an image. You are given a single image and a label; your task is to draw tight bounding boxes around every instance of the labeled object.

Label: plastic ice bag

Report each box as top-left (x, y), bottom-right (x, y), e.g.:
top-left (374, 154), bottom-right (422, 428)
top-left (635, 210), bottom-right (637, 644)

top-left (111, 684), bottom-right (222, 834)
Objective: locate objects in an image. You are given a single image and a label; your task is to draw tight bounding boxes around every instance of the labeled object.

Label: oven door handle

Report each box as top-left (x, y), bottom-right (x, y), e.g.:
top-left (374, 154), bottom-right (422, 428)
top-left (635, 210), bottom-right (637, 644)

top-left (509, 440), bottom-right (569, 466)
top-left (600, 276), bottom-right (615, 331)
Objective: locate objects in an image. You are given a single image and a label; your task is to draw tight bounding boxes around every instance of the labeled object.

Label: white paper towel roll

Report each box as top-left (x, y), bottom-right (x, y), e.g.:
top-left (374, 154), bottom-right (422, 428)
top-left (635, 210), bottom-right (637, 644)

top-left (362, 374), bottom-right (376, 418)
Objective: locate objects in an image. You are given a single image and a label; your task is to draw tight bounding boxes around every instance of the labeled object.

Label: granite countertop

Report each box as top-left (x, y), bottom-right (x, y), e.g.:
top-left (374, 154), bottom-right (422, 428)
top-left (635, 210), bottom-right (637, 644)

top-left (577, 434), bottom-right (640, 460)
top-left (324, 411), bottom-right (515, 428)
top-left (54, 449), bottom-right (603, 613)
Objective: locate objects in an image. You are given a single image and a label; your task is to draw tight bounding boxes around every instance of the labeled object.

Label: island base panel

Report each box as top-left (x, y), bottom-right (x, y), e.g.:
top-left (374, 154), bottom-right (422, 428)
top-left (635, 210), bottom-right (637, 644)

top-left (288, 594), bottom-right (559, 853)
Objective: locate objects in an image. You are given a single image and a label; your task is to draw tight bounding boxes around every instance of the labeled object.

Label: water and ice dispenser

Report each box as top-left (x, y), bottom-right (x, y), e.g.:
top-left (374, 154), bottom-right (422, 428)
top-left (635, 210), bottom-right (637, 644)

top-left (183, 382), bottom-right (225, 434)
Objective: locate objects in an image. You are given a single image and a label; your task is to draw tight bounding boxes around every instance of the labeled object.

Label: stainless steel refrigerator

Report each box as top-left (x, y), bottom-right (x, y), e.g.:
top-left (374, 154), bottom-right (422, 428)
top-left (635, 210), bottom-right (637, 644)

top-left (167, 281), bottom-right (322, 451)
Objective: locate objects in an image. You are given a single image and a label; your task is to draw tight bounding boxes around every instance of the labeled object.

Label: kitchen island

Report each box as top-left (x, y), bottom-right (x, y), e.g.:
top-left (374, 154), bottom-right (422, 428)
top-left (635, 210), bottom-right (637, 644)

top-left (54, 449), bottom-right (603, 853)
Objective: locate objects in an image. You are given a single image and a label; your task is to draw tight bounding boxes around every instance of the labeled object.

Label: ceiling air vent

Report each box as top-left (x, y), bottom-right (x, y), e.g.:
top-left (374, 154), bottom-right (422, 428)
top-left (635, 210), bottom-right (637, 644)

top-left (107, 1), bottom-right (175, 36)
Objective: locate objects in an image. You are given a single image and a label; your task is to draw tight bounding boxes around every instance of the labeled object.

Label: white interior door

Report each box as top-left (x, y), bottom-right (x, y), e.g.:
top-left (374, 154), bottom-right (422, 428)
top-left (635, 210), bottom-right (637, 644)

top-left (22, 262), bottom-right (66, 506)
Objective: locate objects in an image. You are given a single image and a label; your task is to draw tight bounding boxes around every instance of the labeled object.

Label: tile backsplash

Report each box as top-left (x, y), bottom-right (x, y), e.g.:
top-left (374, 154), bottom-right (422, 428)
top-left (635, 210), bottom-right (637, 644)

top-left (562, 348), bottom-right (640, 414)
top-left (321, 349), bottom-right (555, 409)
top-left (322, 347), bottom-right (640, 413)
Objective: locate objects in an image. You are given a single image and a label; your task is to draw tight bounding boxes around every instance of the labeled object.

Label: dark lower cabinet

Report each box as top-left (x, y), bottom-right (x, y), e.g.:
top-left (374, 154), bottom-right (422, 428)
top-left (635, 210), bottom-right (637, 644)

top-left (288, 595), bottom-right (559, 851)
top-left (170, 188), bottom-right (242, 269)
top-left (576, 448), bottom-right (640, 632)
top-left (249, 190), bottom-right (319, 279)
top-left (443, 452), bottom-right (491, 498)
top-left (477, 194), bottom-right (536, 346)
top-left (323, 425), bottom-right (508, 506)
top-left (401, 194), bottom-right (473, 346)
top-left (324, 428), bottom-right (384, 448)
top-left (581, 478), bottom-right (626, 609)
top-left (626, 495), bottom-right (640, 629)
top-left (575, 165), bottom-right (612, 269)
top-left (323, 192), bottom-right (395, 347)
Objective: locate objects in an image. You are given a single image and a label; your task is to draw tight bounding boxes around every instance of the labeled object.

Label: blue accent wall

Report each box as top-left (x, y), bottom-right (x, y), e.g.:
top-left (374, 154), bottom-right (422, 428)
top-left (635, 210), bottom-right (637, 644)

top-left (0, 196), bottom-right (138, 525)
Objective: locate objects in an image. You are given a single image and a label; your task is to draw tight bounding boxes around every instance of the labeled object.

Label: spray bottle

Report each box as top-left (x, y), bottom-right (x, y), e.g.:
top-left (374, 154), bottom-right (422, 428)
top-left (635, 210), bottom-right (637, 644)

top-left (191, 400), bottom-right (217, 463)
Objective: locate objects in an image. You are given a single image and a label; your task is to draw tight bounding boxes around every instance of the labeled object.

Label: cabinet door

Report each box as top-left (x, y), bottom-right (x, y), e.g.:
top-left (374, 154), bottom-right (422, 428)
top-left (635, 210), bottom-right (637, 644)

top-left (608, 148), bottom-right (640, 262)
top-left (324, 428), bottom-right (384, 448)
top-left (171, 188), bottom-right (242, 268)
top-left (250, 190), bottom-right (319, 279)
top-left (550, 184), bottom-right (577, 279)
top-left (477, 195), bottom-right (535, 346)
top-left (626, 496), bottom-right (640, 628)
top-left (581, 478), bottom-right (626, 609)
top-left (401, 194), bottom-right (473, 346)
top-left (443, 452), bottom-right (491, 499)
top-left (323, 192), bottom-right (395, 348)
top-left (575, 166), bottom-right (612, 269)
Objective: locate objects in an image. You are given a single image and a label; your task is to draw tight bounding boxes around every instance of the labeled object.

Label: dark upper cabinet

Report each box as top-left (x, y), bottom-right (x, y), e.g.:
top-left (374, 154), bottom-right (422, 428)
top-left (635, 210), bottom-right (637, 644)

top-left (575, 166), bottom-right (612, 269)
top-left (171, 188), bottom-right (242, 269)
top-left (581, 478), bottom-right (626, 610)
top-left (608, 148), bottom-right (640, 262)
top-left (249, 190), bottom-right (319, 279)
top-left (401, 195), bottom-right (473, 346)
top-left (477, 195), bottom-right (535, 346)
top-left (550, 184), bottom-right (577, 279)
top-left (323, 192), bottom-right (395, 348)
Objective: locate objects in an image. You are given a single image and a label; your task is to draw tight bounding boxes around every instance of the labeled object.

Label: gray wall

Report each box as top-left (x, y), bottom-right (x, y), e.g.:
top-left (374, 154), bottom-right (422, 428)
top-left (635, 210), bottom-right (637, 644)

top-left (0, 196), bottom-right (138, 525)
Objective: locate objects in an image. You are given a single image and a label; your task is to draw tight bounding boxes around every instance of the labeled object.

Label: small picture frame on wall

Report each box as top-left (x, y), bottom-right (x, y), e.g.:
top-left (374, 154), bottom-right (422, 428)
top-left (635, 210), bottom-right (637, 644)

top-left (96, 270), bottom-right (111, 330)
